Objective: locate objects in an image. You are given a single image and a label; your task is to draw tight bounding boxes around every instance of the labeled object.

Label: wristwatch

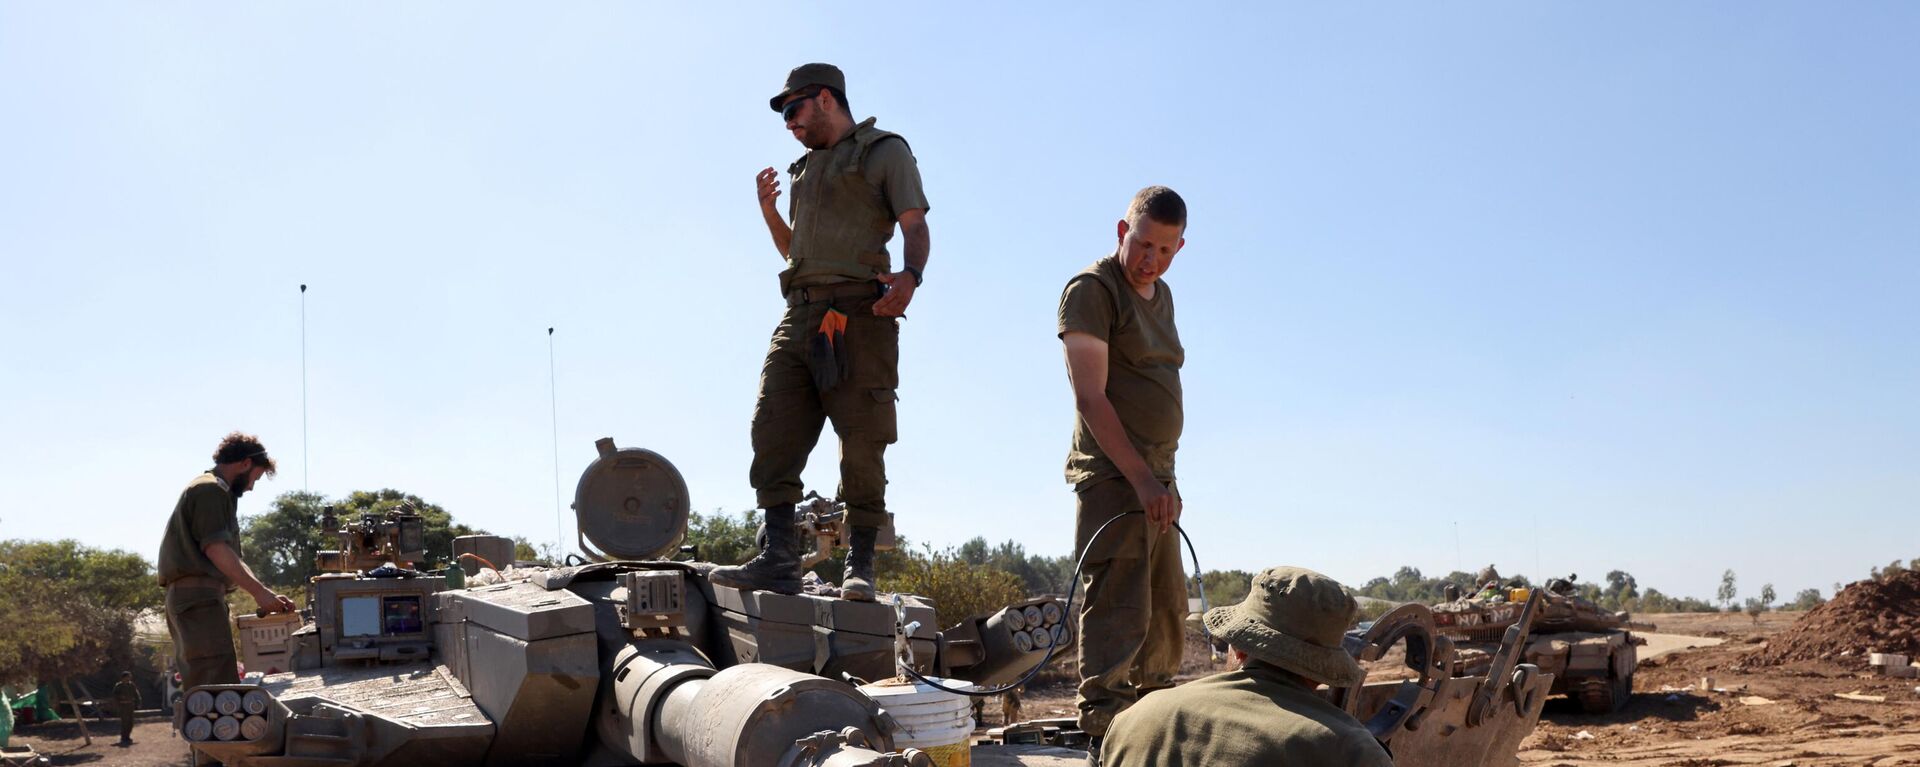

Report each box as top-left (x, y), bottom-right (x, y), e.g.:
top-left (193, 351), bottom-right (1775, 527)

top-left (904, 265), bottom-right (924, 287)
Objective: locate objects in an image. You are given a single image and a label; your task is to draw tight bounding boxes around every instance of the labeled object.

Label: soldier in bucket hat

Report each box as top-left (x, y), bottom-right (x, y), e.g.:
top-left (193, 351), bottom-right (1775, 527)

top-left (1100, 567), bottom-right (1393, 767)
top-left (712, 63), bottom-right (931, 601)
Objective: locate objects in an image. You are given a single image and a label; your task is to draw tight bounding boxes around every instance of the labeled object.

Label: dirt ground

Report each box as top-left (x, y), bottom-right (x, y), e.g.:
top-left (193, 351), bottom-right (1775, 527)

top-left (9, 712), bottom-right (190, 767)
top-left (1518, 611), bottom-right (1920, 766)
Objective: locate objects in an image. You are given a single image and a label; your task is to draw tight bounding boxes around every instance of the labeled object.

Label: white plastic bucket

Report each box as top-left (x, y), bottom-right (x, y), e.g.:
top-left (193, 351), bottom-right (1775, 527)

top-left (860, 677), bottom-right (975, 766)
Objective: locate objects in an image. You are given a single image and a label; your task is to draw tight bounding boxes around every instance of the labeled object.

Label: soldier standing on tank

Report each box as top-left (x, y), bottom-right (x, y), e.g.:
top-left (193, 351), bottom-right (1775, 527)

top-left (1056, 186), bottom-right (1189, 761)
top-left (112, 671), bottom-right (139, 746)
top-left (710, 63), bottom-right (931, 602)
top-left (157, 432), bottom-right (296, 692)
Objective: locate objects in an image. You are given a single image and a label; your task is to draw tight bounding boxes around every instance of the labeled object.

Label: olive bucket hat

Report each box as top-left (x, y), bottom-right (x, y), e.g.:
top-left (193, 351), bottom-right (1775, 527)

top-left (1203, 566), bottom-right (1365, 686)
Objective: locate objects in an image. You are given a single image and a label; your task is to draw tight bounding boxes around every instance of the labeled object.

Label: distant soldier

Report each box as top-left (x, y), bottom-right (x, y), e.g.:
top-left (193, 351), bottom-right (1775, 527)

top-left (712, 63), bottom-right (931, 602)
top-left (1102, 567), bottom-right (1394, 767)
top-left (157, 432), bottom-right (296, 692)
top-left (112, 671), bottom-right (139, 745)
top-left (1057, 186), bottom-right (1189, 758)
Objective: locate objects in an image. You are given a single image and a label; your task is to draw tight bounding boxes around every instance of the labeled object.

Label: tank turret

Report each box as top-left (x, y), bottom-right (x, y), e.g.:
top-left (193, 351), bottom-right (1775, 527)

top-left (1431, 571), bottom-right (1655, 713)
top-left (188, 438), bottom-right (1065, 767)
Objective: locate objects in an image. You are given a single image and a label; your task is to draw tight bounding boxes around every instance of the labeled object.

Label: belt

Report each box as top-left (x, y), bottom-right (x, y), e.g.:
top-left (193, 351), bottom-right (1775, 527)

top-left (164, 575), bottom-right (228, 590)
top-left (787, 281), bottom-right (882, 307)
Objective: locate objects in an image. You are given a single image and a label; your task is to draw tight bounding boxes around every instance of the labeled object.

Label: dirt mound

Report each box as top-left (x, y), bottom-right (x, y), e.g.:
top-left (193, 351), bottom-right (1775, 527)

top-left (1744, 570), bottom-right (1920, 666)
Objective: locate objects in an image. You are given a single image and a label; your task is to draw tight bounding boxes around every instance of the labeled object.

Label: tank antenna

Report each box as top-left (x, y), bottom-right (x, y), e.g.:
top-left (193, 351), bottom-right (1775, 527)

top-left (300, 283), bottom-right (309, 493)
top-left (549, 327), bottom-right (563, 559)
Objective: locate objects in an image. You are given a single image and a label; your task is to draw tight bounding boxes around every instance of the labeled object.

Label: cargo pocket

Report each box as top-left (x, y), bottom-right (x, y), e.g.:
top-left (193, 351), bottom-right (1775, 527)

top-left (868, 387), bottom-right (899, 443)
top-left (173, 593), bottom-right (233, 663)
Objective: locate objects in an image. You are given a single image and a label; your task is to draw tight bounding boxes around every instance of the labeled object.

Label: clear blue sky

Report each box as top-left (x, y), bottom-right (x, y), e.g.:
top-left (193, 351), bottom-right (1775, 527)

top-left (3, 4), bottom-right (1914, 606)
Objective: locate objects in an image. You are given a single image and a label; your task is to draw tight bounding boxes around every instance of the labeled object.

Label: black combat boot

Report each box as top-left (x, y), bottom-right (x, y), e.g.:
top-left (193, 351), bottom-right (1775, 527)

top-left (709, 503), bottom-right (802, 595)
top-left (841, 525), bottom-right (878, 602)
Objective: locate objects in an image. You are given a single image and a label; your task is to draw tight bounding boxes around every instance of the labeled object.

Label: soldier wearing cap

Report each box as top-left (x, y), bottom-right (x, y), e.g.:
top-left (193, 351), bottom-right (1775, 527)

top-left (711, 63), bottom-right (931, 602)
top-left (1056, 186), bottom-right (1189, 749)
top-left (157, 432), bottom-right (296, 692)
top-left (112, 671), bottom-right (139, 746)
top-left (1101, 567), bottom-right (1394, 767)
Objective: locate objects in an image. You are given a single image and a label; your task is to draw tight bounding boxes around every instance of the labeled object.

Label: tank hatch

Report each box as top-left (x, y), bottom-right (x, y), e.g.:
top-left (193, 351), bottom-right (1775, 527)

top-left (572, 437), bottom-right (690, 561)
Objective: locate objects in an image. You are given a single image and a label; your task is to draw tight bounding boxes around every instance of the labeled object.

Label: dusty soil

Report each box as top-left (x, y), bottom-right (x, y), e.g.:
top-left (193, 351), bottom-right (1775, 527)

top-left (1747, 572), bottom-right (1920, 667)
top-left (9, 712), bottom-right (189, 766)
top-left (1519, 610), bottom-right (1920, 766)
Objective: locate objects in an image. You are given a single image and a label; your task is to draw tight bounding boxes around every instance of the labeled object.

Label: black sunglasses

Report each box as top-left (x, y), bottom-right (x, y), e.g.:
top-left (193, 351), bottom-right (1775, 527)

top-left (780, 89), bottom-right (822, 122)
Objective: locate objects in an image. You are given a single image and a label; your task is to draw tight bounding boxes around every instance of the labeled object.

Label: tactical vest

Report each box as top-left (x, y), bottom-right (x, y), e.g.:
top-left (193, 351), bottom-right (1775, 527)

top-left (785, 118), bottom-right (910, 287)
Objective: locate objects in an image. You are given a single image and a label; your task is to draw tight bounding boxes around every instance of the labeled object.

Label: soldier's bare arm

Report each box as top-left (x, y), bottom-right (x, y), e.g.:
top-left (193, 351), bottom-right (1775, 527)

top-left (756, 167), bottom-right (793, 258)
top-left (873, 208), bottom-right (927, 317)
top-left (1062, 331), bottom-right (1182, 532)
top-left (202, 540), bottom-right (296, 614)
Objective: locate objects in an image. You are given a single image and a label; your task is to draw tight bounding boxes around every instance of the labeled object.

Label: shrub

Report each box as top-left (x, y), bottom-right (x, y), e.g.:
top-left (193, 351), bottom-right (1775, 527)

top-left (883, 546), bottom-right (1028, 629)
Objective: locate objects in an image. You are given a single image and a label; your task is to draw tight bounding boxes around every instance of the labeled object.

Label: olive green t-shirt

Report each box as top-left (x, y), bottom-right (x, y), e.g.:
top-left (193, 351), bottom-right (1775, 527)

top-left (1103, 662), bottom-right (1395, 767)
top-left (785, 118), bottom-right (930, 290)
top-left (1057, 255), bottom-right (1184, 488)
top-left (156, 471), bottom-right (240, 586)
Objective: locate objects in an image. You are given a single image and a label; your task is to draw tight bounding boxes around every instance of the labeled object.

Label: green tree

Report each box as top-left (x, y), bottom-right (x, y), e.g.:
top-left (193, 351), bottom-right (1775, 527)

top-left (1878, 559), bottom-right (1907, 582)
top-left (1758, 583), bottom-right (1776, 611)
top-left (510, 536), bottom-right (559, 564)
top-left (1786, 588), bottom-right (1824, 611)
top-left (956, 537), bottom-right (990, 566)
top-left (0, 540), bottom-right (161, 689)
top-left (1604, 570), bottom-right (1639, 605)
top-left (1, 539), bottom-right (161, 612)
top-left (683, 509), bottom-right (761, 566)
top-left (882, 545), bottom-right (1027, 629)
top-left (1201, 569), bottom-right (1254, 610)
top-left (1391, 566), bottom-right (1424, 600)
top-left (239, 490), bottom-right (331, 588)
top-left (1717, 569), bottom-right (1738, 610)
top-left (951, 538), bottom-right (1073, 595)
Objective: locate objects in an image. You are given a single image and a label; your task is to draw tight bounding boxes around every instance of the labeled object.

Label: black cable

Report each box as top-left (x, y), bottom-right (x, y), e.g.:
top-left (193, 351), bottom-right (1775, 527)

top-left (896, 511), bottom-right (1209, 697)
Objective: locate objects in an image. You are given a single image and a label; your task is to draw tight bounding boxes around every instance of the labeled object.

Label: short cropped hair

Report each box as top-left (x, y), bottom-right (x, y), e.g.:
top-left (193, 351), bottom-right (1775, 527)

top-left (1125, 186), bottom-right (1186, 230)
top-left (825, 86), bottom-right (851, 117)
top-left (213, 431), bottom-right (276, 475)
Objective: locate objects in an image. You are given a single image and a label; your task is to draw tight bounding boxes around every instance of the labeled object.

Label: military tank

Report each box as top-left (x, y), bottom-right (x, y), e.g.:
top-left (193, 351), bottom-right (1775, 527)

top-left (179, 436), bottom-right (1555, 766)
top-left (179, 437), bottom-right (1072, 767)
top-left (1431, 574), bottom-right (1653, 713)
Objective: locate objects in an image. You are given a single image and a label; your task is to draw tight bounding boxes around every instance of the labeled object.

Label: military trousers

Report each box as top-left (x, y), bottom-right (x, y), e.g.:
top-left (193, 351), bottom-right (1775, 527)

top-left (749, 292), bottom-right (900, 529)
top-left (1073, 477), bottom-right (1188, 737)
top-left (119, 709), bottom-right (135, 741)
top-left (165, 585), bottom-right (239, 691)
